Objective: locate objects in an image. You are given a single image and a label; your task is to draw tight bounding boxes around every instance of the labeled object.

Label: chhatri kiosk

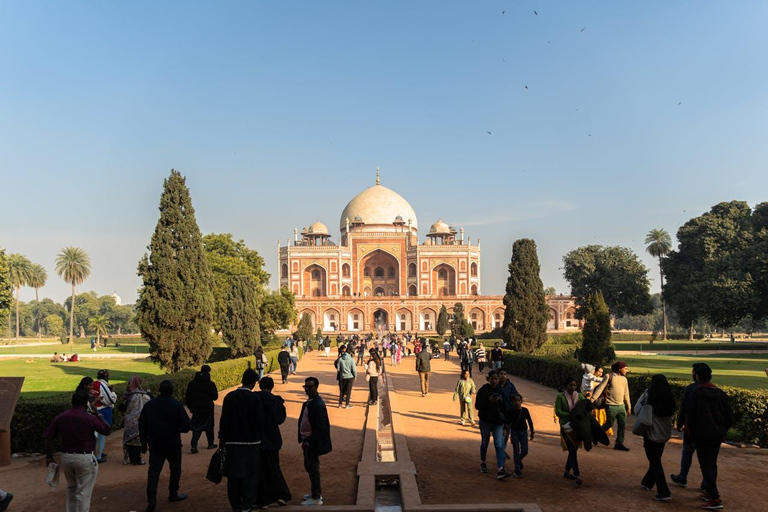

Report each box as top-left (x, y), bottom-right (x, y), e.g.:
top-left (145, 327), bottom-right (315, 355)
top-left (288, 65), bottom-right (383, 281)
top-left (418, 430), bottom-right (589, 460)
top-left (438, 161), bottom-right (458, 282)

top-left (278, 171), bottom-right (577, 334)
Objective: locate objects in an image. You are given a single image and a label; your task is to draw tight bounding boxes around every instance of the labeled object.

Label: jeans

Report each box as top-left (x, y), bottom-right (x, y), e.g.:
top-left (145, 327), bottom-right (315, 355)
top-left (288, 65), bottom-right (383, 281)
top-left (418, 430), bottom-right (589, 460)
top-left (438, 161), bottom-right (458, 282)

top-left (357, 353), bottom-right (364, 366)
top-left (61, 453), bottom-right (99, 512)
top-left (368, 376), bottom-right (379, 403)
top-left (493, 361), bottom-right (503, 371)
top-left (303, 448), bottom-right (322, 499)
top-left (95, 407), bottom-right (113, 459)
top-left (339, 378), bottom-right (354, 406)
top-left (190, 413), bottom-right (214, 449)
top-left (641, 437), bottom-right (671, 497)
top-left (290, 356), bottom-right (298, 374)
top-left (147, 446), bottom-right (182, 507)
top-left (510, 430), bottom-right (528, 472)
top-left (479, 420), bottom-right (505, 470)
top-left (444, 351), bottom-right (449, 361)
top-left (603, 404), bottom-right (627, 444)
top-left (561, 428), bottom-right (580, 476)
top-left (257, 368), bottom-right (264, 381)
top-left (697, 440), bottom-right (722, 500)
top-left (418, 372), bottom-right (430, 395)
top-left (678, 432), bottom-right (696, 481)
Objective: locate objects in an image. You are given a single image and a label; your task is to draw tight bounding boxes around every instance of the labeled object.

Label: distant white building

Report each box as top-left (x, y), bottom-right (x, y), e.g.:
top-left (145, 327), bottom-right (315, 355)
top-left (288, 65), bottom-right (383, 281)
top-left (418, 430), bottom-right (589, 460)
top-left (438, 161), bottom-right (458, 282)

top-left (111, 292), bottom-right (122, 306)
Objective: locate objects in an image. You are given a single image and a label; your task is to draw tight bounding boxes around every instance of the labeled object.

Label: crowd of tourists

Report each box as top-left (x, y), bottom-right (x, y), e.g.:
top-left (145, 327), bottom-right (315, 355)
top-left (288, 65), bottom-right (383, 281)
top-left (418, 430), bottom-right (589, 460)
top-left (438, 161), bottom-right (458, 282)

top-left (31, 331), bottom-right (737, 512)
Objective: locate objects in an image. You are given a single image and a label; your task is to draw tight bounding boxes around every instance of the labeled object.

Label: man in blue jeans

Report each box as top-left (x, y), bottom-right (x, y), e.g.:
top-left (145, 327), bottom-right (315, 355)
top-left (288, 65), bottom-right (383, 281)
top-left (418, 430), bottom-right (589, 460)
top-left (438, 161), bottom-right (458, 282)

top-left (671, 363), bottom-right (705, 488)
top-left (475, 370), bottom-right (511, 479)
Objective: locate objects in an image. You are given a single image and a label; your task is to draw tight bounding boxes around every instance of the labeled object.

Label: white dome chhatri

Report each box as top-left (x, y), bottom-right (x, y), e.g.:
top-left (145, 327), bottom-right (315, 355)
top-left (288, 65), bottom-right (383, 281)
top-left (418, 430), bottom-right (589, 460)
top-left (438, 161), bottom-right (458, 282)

top-left (307, 220), bottom-right (329, 235)
top-left (429, 218), bottom-right (451, 235)
top-left (340, 180), bottom-right (418, 232)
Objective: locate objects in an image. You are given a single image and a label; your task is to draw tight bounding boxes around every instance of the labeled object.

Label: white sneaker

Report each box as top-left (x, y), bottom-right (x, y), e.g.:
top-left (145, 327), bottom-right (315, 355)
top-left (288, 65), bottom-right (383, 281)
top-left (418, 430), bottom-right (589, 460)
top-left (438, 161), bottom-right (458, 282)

top-left (303, 493), bottom-right (322, 501)
top-left (300, 497), bottom-right (323, 506)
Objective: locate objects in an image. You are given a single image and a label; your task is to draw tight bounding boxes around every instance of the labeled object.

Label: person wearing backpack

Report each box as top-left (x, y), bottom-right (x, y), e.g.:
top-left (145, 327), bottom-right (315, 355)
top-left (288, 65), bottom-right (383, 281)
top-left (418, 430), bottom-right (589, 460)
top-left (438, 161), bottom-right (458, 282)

top-left (687, 364), bottom-right (733, 510)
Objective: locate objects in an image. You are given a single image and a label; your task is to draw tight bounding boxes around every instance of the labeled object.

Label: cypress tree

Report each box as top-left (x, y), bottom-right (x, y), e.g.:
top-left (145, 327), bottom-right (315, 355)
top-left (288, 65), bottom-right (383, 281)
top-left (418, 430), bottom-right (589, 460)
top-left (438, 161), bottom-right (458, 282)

top-left (294, 313), bottom-right (313, 341)
top-left (0, 250), bottom-right (12, 340)
top-left (579, 291), bottom-right (615, 365)
top-left (502, 239), bottom-right (549, 353)
top-left (221, 275), bottom-right (261, 357)
top-left (137, 170), bottom-right (216, 372)
top-left (436, 305), bottom-right (449, 336)
top-left (451, 302), bottom-right (467, 337)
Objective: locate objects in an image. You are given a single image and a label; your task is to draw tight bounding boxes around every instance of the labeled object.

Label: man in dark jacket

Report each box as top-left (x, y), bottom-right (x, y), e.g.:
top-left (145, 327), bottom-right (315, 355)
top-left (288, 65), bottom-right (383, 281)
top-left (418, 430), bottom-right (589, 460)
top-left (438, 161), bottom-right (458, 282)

top-left (219, 369), bottom-right (265, 512)
top-left (474, 370), bottom-right (510, 479)
top-left (671, 363), bottom-right (705, 487)
top-left (256, 376), bottom-right (291, 508)
top-left (277, 346), bottom-right (291, 384)
top-left (687, 364), bottom-right (732, 510)
top-left (415, 340), bottom-right (431, 397)
top-left (298, 376), bottom-right (332, 506)
top-left (185, 365), bottom-right (219, 454)
top-left (139, 380), bottom-right (191, 512)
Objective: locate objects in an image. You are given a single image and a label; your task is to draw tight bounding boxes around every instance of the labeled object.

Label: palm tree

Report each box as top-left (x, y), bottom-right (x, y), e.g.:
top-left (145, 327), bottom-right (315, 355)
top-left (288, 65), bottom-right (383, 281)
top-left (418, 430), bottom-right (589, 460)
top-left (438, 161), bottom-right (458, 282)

top-left (88, 315), bottom-right (110, 346)
top-left (8, 254), bottom-right (33, 341)
top-left (55, 247), bottom-right (91, 344)
top-left (28, 263), bottom-right (48, 341)
top-left (645, 228), bottom-right (673, 341)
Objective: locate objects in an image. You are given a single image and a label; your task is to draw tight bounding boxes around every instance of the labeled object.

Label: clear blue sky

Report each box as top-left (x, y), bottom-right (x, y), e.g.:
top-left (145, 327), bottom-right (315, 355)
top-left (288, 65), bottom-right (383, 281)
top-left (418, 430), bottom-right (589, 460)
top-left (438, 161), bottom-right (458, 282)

top-left (2, 1), bottom-right (767, 305)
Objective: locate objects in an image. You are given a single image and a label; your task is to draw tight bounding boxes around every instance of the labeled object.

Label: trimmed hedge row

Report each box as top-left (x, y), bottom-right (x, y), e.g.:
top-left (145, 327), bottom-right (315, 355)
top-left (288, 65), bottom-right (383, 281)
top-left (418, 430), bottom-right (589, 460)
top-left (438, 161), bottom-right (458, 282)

top-left (533, 343), bottom-right (578, 359)
top-left (502, 352), bottom-right (768, 447)
top-left (611, 332), bottom-right (706, 341)
top-left (10, 347), bottom-right (286, 454)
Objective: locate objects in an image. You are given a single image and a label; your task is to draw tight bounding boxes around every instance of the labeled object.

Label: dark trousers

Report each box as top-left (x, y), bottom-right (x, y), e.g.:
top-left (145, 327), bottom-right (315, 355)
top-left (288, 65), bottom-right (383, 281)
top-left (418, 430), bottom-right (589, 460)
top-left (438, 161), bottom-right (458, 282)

top-left (226, 445), bottom-right (261, 511)
top-left (368, 376), bottom-right (379, 404)
top-left (510, 430), bottom-right (528, 472)
top-left (697, 440), bottom-right (722, 499)
top-left (678, 432), bottom-right (696, 481)
top-left (258, 449), bottom-right (291, 507)
top-left (461, 361), bottom-right (472, 377)
top-left (147, 446), bottom-right (182, 506)
top-left (478, 361), bottom-right (485, 372)
top-left (280, 364), bottom-right (290, 383)
top-left (125, 444), bottom-right (142, 464)
top-left (641, 437), bottom-right (671, 497)
top-left (561, 428), bottom-right (580, 476)
top-left (190, 413), bottom-right (214, 449)
top-left (339, 378), bottom-right (354, 406)
top-left (303, 449), bottom-right (322, 499)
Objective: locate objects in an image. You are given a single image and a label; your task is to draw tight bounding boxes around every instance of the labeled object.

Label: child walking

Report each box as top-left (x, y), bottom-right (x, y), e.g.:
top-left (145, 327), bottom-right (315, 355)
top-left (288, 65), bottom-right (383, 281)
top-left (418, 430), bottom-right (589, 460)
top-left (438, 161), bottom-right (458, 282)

top-left (508, 394), bottom-right (534, 478)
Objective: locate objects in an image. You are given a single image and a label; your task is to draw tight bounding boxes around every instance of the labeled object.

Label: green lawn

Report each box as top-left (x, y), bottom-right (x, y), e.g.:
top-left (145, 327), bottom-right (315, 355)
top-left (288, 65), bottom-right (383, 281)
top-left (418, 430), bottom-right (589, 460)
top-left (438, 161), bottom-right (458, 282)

top-left (0, 344), bottom-right (150, 355)
top-left (622, 353), bottom-right (768, 390)
top-left (0, 358), bottom-right (166, 398)
top-left (614, 340), bottom-right (767, 352)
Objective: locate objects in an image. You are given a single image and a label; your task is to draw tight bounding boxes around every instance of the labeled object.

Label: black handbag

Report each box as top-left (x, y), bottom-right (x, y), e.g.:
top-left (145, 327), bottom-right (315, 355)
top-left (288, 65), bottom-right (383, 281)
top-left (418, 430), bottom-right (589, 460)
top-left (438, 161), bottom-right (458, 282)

top-left (206, 448), bottom-right (225, 484)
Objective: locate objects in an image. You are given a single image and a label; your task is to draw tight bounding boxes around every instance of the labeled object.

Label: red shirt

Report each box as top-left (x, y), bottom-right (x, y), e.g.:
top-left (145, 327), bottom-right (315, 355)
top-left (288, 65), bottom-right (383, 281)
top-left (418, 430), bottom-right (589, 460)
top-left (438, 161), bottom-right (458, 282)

top-left (43, 407), bottom-right (111, 452)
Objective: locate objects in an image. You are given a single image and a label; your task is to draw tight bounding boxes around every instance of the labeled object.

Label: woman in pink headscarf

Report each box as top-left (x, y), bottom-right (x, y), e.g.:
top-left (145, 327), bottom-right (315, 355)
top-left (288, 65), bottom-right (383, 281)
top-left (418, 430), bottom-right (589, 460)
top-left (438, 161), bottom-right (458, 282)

top-left (122, 376), bottom-right (150, 465)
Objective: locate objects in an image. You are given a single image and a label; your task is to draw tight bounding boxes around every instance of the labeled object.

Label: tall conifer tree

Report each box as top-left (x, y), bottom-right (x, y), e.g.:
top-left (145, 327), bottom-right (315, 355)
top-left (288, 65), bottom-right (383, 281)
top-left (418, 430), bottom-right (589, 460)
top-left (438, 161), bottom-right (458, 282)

top-left (502, 239), bottom-right (549, 353)
top-left (579, 291), bottom-right (615, 365)
top-left (221, 275), bottom-right (261, 356)
top-left (137, 170), bottom-right (216, 371)
top-left (294, 313), bottom-right (313, 341)
top-left (451, 302), bottom-right (467, 337)
top-left (0, 250), bottom-right (12, 340)
top-left (436, 305), bottom-right (449, 336)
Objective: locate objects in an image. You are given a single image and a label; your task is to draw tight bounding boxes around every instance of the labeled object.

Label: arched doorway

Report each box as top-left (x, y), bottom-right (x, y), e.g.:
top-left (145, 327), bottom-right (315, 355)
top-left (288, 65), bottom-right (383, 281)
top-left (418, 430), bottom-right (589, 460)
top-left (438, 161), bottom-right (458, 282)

top-left (408, 284), bottom-right (417, 296)
top-left (432, 263), bottom-right (456, 296)
top-left (342, 285), bottom-right (351, 297)
top-left (347, 309), bottom-right (364, 331)
top-left (303, 264), bottom-right (326, 297)
top-left (323, 309), bottom-right (340, 331)
top-left (470, 308), bottom-right (485, 331)
top-left (396, 309), bottom-right (412, 332)
top-left (359, 249), bottom-right (400, 296)
top-left (548, 308), bottom-right (558, 330)
top-left (373, 309), bottom-right (389, 331)
top-left (493, 308), bottom-right (504, 329)
top-left (419, 308), bottom-right (436, 331)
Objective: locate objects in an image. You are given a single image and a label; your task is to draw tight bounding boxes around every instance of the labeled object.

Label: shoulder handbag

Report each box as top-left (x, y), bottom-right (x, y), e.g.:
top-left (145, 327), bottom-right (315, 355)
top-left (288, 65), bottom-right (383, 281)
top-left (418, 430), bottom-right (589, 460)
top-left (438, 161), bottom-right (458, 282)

top-left (593, 373), bottom-right (612, 409)
top-left (206, 448), bottom-right (225, 484)
top-left (632, 393), bottom-right (654, 436)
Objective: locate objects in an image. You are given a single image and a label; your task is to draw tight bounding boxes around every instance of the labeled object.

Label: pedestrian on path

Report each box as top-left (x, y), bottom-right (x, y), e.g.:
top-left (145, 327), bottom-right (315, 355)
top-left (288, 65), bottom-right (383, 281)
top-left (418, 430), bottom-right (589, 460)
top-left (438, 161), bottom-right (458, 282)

top-left (671, 363), bottom-right (706, 489)
top-left (256, 377), bottom-right (291, 509)
top-left (91, 369), bottom-right (117, 463)
top-left (555, 377), bottom-right (584, 486)
top-left (508, 394), bottom-right (534, 478)
top-left (415, 340), bottom-right (431, 397)
top-left (185, 365), bottom-right (218, 454)
top-left (278, 346), bottom-right (291, 384)
top-left (591, 361), bottom-right (632, 451)
top-left (122, 376), bottom-right (151, 465)
top-left (254, 346), bottom-right (269, 381)
top-left (299, 377), bottom-right (332, 506)
top-left (139, 380), bottom-right (191, 511)
top-left (475, 343), bottom-right (487, 373)
top-left (475, 370), bottom-right (511, 480)
top-left (44, 391), bottom-right (111, 512)
top-left (334, 345), bottom-right (357, 408)
top-left (490, 342), bottom-right (503, 371)
top-left (366, 349), bottom-right (381, 405)
top-left (635, 374), bottom-right (676, 502)
top-left (290, 342), bottom-right (300, 375)
top-left (443, 339), bottom-right (451, 360)
top-left (688, 364), bottom-right (732, 510)
top-left (452, 369), bottom-right (476, 426)
top-left (219, 369), bottom-right (265, 512)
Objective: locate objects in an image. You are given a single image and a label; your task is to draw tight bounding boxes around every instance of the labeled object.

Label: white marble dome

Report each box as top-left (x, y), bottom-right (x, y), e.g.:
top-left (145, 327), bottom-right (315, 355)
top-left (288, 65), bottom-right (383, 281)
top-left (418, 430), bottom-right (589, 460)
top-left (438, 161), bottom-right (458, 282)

top-left (340, 184), bottom-right (418, 232)
top-left (307, 220), bottom-right (329, 235)
top-left (429, 218), bottom-right (451, 235)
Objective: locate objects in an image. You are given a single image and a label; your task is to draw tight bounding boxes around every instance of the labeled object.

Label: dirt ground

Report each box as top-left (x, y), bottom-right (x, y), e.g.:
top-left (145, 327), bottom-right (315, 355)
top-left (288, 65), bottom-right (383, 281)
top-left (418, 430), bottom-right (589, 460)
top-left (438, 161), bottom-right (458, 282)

top-left (385, 353), bottom-right (768, 511)
top-left (1, 350), bottom-right (367, 511)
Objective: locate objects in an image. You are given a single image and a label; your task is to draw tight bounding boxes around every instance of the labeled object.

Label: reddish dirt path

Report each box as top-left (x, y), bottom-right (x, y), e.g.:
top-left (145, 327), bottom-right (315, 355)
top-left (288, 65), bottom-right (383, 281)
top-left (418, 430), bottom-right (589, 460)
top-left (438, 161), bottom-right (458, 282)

top-left (385, 353), bottom-right (767, 511)
top-left (1, 351), bottom-right (367, 511)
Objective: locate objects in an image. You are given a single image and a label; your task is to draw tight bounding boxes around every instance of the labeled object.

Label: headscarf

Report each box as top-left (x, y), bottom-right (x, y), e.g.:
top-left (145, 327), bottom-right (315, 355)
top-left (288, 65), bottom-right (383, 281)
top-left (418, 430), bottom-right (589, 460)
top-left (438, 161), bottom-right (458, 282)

top-left (124, 375), bottom-right (146, 399)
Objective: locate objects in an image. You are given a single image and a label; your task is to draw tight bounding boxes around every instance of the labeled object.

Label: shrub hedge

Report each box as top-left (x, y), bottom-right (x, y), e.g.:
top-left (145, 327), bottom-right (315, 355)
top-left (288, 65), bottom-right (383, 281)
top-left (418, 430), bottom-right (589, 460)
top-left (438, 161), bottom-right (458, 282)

top-left (10, 346), bottom-right (286, 454)
top-left (502, 352), bottom-right (768, 447)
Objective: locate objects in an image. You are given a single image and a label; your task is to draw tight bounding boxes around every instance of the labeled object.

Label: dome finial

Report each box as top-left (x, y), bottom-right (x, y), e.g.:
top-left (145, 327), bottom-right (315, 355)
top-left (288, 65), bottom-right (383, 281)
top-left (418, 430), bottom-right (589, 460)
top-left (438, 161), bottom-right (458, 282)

top-left (376, 166), bottom-right (380, 185)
